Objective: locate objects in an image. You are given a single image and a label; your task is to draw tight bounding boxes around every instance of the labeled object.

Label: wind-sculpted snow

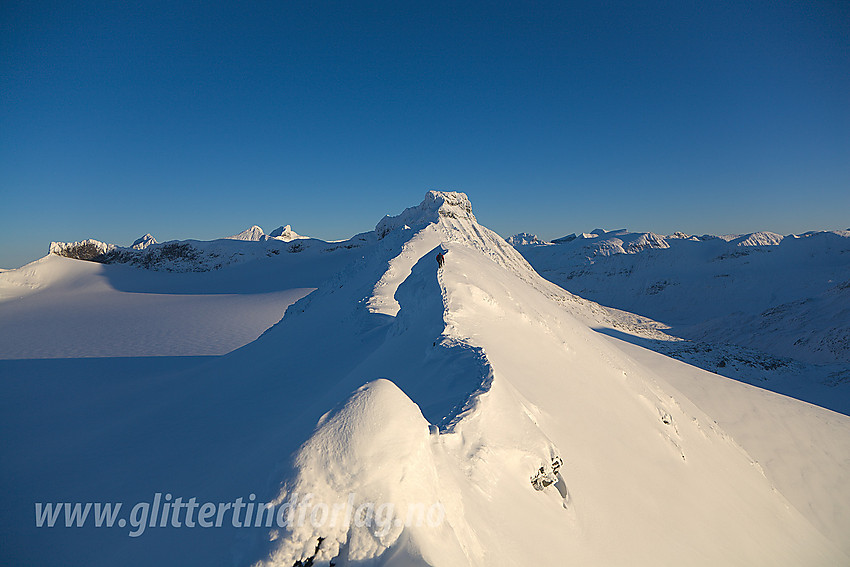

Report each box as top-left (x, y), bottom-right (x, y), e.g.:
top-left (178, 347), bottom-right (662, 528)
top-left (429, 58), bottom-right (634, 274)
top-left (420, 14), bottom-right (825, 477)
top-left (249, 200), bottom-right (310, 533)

top-left (255, 380), bottom-right (471, 565)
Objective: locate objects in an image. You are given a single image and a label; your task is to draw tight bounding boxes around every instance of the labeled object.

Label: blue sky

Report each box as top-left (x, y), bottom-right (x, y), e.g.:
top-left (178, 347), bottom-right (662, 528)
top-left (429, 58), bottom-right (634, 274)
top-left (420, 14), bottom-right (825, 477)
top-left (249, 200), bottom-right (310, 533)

top-left (1, 0), bottom-right (848, 268)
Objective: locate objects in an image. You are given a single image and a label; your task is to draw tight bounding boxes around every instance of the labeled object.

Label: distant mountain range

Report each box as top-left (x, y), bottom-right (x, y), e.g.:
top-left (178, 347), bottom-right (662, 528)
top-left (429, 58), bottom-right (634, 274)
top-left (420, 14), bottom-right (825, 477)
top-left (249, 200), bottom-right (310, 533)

top-left (48, 223), bottom-right (314, 271)
top-left (508, 227), bottom-right (850, 367)
top-left (46, 219), bottom-right (850, 371)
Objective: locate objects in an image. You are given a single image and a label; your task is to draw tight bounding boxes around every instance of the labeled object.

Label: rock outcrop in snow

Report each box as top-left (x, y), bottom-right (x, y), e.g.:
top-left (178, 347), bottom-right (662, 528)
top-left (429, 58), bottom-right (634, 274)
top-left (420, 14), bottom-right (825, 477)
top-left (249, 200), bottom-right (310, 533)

top-left (505, 233), bottom-right (542, 246)
top-left (49, 239), bottom-right (115, 260)
top-left (47, 225), bottom-right (335, 272)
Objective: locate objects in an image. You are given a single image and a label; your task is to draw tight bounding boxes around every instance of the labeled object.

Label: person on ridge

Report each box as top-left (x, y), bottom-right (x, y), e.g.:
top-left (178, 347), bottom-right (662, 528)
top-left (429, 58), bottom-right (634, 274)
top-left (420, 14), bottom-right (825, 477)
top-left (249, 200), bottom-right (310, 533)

top-left (436, 252), bottom-right (445, 269)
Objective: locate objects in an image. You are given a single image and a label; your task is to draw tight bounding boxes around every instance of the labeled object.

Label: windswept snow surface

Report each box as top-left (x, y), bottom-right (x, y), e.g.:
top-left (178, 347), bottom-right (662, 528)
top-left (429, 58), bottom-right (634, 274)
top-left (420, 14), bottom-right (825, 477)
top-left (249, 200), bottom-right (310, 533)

top-left (2, 192), bottom-right (849, 566)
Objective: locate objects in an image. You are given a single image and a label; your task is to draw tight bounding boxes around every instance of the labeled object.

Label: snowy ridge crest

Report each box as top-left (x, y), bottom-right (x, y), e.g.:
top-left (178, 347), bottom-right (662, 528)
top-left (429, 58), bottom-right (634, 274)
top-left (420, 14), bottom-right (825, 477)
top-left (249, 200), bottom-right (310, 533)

top-left (14, 191), bottom-right (850, 566)
top-left (251, 216), bottom-right (848, 566)
top-left (368, 191), bottom-right (556, 318)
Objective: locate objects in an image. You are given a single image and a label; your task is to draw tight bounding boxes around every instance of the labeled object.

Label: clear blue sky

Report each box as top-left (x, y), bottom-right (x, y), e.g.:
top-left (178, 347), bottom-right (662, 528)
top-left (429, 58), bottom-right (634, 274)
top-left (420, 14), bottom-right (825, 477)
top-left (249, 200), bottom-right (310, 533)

top-left (2, 0), bottom-right (848, 268)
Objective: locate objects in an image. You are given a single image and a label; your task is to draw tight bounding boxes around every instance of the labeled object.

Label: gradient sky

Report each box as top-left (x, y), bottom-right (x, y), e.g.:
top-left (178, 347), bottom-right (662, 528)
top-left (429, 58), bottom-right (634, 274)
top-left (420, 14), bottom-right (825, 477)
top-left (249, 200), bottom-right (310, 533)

top-left (1, 0), bottom-right (848, 268)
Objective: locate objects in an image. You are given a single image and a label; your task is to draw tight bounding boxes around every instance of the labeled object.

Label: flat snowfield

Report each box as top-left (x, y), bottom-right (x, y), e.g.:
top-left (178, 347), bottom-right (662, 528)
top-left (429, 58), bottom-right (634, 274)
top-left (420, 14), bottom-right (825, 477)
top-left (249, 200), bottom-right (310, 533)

top-left (0, 255), bottom-right (314, 358)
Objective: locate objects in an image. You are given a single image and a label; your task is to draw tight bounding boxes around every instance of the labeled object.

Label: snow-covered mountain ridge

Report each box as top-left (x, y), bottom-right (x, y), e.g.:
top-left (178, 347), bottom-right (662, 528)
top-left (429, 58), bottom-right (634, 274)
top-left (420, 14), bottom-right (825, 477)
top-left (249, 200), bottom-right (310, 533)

top-left (509, 227), bottom-right (850, 368)
top-left (3, 192), bottom-right (849, 566)
top-left (226, 224), bottom-right (305, 241)
top-left (509, 227), bottom-right (849, 250)
top-left (48, 223), bottom-right (331, 272)
top-left (235, 192), bottom-right (849, 564)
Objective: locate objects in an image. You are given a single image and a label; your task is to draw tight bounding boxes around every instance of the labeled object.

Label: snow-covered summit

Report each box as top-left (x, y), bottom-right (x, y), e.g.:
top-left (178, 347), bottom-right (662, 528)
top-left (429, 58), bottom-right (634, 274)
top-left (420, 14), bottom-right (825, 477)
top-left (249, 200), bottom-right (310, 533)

top-left (730, 231), bottom-right (785, 247)
top-left (268, 224), bottom-right (304, 241)
top-left (375, 190), bottom-right (475, 238)
top-left (48, 222), bottom-right (326, 272)
top-left (626, 231), bottom-right (669, 252)
top-left (368, 191), bottom-right (542, 317)
top-left (131, 233), bottom-right (157, 250)
top-left (227, 225), bottom-right (266, 241)
top-left (245, 195), bottom-right (849, 565)
top-left (510, 228), bottom-right (843, 259)
top-left (225, 224), bottom-right (307, 242)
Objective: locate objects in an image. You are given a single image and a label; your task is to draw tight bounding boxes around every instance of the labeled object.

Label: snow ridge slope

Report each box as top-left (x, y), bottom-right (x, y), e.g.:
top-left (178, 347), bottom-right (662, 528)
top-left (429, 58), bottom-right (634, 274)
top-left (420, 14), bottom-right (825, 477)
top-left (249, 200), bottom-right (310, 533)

top-left (249, 192), bottom-right (847, 566)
